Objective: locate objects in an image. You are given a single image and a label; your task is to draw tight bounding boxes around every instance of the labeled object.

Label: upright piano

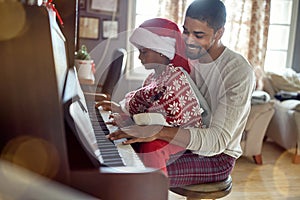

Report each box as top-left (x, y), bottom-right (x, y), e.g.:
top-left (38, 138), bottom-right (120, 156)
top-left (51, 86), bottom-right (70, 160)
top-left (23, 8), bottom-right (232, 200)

top-left (0, 2), bottom-right (168, 200)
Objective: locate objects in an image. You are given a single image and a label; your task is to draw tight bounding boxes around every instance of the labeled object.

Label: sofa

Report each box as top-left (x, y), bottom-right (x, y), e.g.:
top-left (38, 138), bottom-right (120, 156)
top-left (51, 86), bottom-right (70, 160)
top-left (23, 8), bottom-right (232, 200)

top-left (241, 90), bottom-right (275, 164)
top-left (262, 69), bottom-right (300, 164)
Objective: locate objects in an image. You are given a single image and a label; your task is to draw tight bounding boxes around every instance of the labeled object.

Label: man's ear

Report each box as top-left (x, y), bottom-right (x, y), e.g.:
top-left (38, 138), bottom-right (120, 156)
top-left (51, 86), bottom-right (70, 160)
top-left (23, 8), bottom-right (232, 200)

top-left (215, 27), bottom-right (225, 40)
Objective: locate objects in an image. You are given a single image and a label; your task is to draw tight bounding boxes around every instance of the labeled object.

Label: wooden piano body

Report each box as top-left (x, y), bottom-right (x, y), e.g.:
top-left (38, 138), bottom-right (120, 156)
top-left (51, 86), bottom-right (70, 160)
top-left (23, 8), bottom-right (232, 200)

top-left (0, 3), bottom-right (168, 200)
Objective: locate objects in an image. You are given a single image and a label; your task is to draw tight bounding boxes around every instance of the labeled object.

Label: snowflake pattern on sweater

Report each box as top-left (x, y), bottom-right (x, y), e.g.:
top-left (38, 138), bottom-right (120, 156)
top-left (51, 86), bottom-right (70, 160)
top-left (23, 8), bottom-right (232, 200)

top-left (125, 65), bottom-right (204, 128)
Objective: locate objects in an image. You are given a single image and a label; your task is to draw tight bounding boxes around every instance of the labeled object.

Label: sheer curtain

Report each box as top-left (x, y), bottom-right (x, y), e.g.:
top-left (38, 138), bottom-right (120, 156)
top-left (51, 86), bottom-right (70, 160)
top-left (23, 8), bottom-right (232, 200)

top-left (223, 0), bottom-right (271, 69)
top-left (158, 0), bottom-right (271, 69)
top-left (158, 0), bottom-right (188, 26)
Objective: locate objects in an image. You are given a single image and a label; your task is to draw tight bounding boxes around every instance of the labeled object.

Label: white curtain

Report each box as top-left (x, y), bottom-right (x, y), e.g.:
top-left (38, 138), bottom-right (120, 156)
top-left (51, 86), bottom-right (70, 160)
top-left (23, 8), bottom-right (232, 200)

top-left (223, 0), bottom-right (271, 69)
top-left (158, 0), bottom-right (188, 25)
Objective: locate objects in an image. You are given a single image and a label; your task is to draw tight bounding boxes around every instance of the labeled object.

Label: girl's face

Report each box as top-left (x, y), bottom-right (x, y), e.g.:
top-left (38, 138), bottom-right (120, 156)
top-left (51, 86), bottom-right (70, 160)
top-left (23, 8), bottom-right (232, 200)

top-left (138, 48), bottom-right (169, 70)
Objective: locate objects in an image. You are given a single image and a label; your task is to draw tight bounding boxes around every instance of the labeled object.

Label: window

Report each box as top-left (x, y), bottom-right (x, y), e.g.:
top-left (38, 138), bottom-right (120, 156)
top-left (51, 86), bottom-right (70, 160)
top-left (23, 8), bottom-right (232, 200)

top-left (264, 0), bottom-right (298, 72)
top-left (132, 0), bottom-right (159, 76)
top-left (127, 0), bottom-right (298, 79)
top-left (127, 0), bottom-right (168, 79)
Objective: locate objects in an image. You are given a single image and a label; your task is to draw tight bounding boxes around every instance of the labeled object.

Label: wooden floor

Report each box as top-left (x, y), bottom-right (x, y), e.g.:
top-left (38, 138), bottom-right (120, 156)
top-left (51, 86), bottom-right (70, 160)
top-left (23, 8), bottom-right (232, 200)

top-left (169, 140), bottom-right (300, 200)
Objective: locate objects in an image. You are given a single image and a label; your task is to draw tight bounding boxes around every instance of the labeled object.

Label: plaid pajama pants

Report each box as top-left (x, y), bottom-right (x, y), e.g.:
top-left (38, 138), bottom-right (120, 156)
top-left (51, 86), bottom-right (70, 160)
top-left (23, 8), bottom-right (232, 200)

top-left (167, 151), bottom-right (236, 187)
top-left (135, 140), bottom-right (236, 188)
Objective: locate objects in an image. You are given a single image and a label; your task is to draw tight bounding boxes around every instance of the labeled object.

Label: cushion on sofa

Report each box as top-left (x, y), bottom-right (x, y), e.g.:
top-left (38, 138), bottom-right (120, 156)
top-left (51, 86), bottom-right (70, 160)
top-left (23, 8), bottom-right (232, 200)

top-left (266, 69), bottom-right (300, 93)
top-left (245, 101), bottom-right (275, 131)
top-left (280, 99), bottom-right (300, 111)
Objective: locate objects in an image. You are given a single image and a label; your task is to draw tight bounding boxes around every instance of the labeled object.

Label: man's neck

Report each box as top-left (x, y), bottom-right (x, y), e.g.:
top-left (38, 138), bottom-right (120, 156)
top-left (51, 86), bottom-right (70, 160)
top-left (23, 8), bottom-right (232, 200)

top-left (198, 43), bottom-right (225, 63)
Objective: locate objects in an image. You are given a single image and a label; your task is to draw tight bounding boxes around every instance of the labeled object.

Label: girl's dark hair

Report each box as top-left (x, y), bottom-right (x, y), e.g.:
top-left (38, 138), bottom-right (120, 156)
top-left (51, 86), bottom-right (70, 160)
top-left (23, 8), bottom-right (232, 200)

top-left (186, 0), bottom-right (226, 32)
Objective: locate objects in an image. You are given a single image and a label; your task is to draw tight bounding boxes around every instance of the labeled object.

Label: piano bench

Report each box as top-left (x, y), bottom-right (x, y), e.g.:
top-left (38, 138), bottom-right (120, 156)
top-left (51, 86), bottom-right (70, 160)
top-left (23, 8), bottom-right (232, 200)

top-left (170, 175), bottom-right (232, 200)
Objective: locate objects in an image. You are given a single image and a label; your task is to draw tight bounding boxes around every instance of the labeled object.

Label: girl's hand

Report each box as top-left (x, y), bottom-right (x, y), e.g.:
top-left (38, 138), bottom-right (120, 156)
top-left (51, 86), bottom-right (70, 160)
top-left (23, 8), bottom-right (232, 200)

top-left (95, 100), bottom-right (122, 113)
top-left (107, 125), bottom-right (164, 144)
top-left (106, 113), bottom-right (135, 127)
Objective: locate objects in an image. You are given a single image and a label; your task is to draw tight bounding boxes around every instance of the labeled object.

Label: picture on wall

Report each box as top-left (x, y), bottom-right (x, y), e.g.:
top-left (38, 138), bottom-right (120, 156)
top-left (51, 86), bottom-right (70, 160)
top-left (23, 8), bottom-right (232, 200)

top-left (102, 20), bottom-right (118, 39)
top-left (79, 17), bottom-right (99, 39)
top-left (90, 0), bottom-right (118, 14)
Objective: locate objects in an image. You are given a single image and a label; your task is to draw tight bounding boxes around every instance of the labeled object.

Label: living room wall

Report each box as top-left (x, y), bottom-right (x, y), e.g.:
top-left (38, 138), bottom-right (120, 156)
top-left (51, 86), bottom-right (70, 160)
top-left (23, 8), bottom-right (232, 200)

top-left (78, 0), bottom-right (129, 86)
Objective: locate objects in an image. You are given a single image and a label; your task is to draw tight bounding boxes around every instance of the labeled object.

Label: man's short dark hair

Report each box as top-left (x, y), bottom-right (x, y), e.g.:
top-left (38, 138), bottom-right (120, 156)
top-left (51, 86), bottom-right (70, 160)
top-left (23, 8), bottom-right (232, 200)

top-left (185, 0), bottom-right (226, 32)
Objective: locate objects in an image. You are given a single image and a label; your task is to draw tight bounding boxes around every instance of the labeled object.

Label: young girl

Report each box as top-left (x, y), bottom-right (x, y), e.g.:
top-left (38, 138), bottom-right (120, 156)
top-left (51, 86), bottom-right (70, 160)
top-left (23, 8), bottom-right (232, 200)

top-left (103, 18), bottom-right (210, 174)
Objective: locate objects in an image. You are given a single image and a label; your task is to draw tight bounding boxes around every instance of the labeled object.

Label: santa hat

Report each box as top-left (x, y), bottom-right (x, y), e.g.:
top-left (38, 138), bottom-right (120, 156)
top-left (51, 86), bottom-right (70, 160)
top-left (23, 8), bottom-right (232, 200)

top-left (129, 18), bottom-right (190, 73)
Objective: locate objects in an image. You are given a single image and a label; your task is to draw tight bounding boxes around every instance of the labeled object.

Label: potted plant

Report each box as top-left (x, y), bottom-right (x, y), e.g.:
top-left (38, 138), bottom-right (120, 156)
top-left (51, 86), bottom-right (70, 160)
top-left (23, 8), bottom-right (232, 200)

top-left (74, 45), bottom-right (95, 85)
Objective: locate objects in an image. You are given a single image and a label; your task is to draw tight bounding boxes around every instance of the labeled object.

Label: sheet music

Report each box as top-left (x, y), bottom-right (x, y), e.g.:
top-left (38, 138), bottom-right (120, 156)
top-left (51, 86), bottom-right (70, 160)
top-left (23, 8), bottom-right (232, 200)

top-left (67, 71), bottom-right (100, 159)
top-left (48, 6), bottom-right (68, 97)
top-left (69, 100), bottom-right (100, 157)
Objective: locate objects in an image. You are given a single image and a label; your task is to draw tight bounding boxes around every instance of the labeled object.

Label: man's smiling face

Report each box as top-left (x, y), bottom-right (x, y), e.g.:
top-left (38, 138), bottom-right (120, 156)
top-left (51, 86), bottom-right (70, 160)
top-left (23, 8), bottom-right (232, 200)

top-left (182, 17), bottom-right (218, 60)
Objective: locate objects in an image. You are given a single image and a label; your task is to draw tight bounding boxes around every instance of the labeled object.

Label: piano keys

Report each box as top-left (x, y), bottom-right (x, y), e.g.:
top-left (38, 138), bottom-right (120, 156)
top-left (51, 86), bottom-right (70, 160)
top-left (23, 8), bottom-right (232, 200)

top-left (87, 100), bottom-right (146, 168)
top-left (86, 100), bottom-right (125, 167)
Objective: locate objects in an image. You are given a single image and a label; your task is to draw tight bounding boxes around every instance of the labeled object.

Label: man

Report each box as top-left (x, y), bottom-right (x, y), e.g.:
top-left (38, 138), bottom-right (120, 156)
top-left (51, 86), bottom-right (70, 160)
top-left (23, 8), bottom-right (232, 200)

top-left (107, 0), bottom-right (255, 187)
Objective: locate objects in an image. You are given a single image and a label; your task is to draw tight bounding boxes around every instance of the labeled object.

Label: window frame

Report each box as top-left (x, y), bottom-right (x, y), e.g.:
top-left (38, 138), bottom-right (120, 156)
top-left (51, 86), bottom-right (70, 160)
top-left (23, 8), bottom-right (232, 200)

top-left (125, 0), bottom-right (155, 80)
top-left (286, 0), bottom-right (298, 69)
top-left (264, 0), bottom-right (299, 72)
